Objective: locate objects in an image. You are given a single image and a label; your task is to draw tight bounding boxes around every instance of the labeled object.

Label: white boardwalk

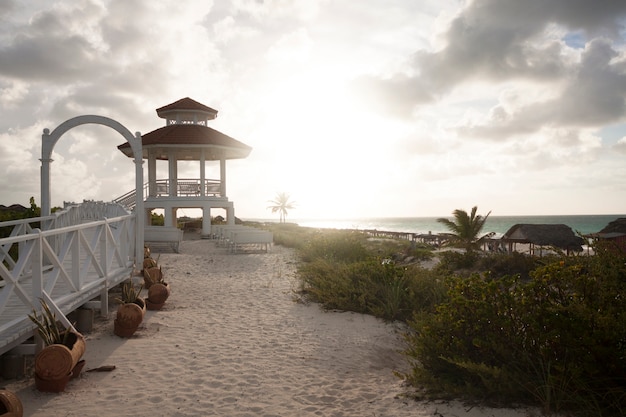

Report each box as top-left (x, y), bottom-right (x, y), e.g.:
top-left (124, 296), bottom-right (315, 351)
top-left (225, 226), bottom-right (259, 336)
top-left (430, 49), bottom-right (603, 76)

top-left (0, 202), bottom-right (136, 356)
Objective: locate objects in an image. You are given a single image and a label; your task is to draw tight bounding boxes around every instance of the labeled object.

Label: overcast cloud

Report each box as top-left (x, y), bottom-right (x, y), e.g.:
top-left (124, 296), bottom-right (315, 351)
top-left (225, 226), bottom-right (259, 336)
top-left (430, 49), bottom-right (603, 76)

top-left (0, 0), bottom-right (625, 218)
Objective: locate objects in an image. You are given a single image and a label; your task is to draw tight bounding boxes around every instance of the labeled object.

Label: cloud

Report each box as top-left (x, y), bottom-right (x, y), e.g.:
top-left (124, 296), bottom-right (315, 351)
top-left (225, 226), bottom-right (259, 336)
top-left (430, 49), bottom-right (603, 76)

top-left (458, 39), bottom-right (626, 140)
top-left (355, 0), bottom-right (626, 118)
top-left (0, 1), bottom-right (109, 82)
top-left (615, 137), bottom-right (626, 154)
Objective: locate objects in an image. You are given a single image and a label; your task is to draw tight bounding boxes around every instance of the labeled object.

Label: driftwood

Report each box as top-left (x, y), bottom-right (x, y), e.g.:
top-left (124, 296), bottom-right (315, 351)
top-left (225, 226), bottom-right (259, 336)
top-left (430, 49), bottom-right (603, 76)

top-left (86, 365), bottom-right (116, 372)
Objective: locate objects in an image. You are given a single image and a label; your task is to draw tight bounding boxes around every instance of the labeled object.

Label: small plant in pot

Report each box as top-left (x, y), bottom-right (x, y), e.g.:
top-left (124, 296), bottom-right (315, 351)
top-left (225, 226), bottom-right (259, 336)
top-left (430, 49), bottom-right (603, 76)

top-left (143, 264), bottom-right (163, 290)
top-left (141, 261), bottom-right (169, 310)
top-left (113, 279), bottom-right (146, 338)
top-left (141, 246), bottom-right (161, 280)
top-left (28, 298), bottom-right (86, 392)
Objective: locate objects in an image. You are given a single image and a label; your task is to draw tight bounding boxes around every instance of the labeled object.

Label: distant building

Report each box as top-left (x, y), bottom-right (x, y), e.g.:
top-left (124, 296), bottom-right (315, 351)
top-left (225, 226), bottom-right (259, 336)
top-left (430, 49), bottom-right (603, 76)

top-left (585, 218), bottom-right (626, 254)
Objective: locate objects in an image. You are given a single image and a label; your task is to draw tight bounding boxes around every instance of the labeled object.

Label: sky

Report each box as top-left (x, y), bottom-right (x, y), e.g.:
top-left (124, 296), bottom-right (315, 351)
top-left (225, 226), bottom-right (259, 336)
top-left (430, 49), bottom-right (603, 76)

top-left (0, 0), bottom-right (625, 220)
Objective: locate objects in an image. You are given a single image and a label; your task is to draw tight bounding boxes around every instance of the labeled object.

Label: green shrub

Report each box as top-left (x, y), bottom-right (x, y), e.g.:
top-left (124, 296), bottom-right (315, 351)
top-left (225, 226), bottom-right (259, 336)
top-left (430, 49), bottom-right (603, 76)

top-left (298, 254), bottom-right (446, 322)
top-left (434, 250), bottom-right (481, 273)
top-left (403, 247), bottom-right (626, 416)
top-left (299, 258), bottom-right (393, 315)
top-left (299, 231), bottom-right (370, 263)
top-left (475, 251), bottom-right (538, 280)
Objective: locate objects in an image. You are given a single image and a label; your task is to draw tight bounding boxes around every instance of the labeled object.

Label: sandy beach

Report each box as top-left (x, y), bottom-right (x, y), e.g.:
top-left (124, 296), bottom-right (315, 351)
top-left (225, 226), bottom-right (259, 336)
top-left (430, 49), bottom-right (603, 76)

top-left (2, 236), bottom-right (539, 417)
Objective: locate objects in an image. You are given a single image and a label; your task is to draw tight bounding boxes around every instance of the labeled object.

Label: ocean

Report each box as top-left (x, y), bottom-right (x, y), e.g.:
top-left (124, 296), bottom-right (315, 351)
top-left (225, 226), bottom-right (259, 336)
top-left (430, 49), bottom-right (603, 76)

top-left (249, 214), bottom-right (626, 237)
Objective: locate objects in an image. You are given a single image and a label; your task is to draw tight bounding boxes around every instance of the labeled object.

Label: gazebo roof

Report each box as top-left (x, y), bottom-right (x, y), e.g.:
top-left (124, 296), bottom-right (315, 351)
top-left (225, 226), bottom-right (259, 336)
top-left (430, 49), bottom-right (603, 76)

top-left (117, 124), bottom-right (252, 160)
top-left (118, 97), bottom-right (252, 161)
top-left (156, 97), bottom-right (218, 121)
top-left (502, 224), bottom-right (584, 250)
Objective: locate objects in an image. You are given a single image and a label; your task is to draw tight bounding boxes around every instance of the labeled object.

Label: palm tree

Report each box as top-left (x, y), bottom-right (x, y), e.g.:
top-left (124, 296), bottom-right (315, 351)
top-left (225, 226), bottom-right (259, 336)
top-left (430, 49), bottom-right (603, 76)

top-left (267, 192), bottom-right (296, 223)
top-left (437, 206), bottom-right (492, 251)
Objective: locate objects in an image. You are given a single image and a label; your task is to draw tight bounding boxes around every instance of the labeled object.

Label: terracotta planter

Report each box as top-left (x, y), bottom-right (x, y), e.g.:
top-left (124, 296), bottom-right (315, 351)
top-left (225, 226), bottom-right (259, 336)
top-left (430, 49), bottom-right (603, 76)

top-left (34, 371), bottom-right (72, 393)
top-left (145, 298), bottom-right (164, 310)
top-left (0, 389), bottom-right (23, 417)
top-left (147, 282), bottom-right (170, 305)
top-left (114, 299), bottom-right (145, 337)
top-left (34, 332), bottom-right (85, 381)
top-left (142, 256), bottom-right (157, 272)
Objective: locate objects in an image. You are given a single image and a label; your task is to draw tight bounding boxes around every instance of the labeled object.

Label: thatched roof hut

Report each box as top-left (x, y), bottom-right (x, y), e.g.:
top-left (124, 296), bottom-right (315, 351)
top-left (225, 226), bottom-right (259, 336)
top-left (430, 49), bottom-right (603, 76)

top-left (585, 218), bottom-right (626, 254)
top-left (597, 218), bottom-right (626, 235)
top-left (502, 224), bottom-right (584, 255)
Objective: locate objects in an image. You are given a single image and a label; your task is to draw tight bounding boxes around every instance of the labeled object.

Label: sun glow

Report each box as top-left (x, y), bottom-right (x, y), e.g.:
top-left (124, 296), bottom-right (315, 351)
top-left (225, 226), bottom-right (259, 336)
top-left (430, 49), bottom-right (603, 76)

top-left (245, 69), bottom-right (412, 218)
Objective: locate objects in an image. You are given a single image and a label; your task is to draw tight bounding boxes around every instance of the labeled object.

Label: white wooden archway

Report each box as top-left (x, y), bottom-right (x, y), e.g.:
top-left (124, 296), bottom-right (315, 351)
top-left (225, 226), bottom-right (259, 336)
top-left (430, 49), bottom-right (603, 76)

top-left (40, 115), bottom-right (145, 264)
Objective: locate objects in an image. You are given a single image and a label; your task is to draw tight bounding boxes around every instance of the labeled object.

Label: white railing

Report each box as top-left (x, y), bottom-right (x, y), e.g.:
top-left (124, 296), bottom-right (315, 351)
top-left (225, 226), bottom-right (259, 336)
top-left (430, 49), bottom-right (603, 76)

top-left (113, 179), bottom-right (224, 211)
top-left (146, 178), bottom-right (222, 198)
top-left (0, 201), bottom-right (136, 355)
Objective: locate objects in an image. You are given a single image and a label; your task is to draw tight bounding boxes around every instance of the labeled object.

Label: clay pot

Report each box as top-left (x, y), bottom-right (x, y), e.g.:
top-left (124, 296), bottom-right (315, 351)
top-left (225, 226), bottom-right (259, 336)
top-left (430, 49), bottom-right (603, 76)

top-left (147, 282), bottom-right (170, 305)
top-left (34, 371), bottom-right (72, 393)
top-left (114, 299), bottom-right (145, 337)
top-left (0, 389), bottom-right (23, 417)
top-left (145, 299), bottom-right (163, 310)
top-left (142, 257), bottom-right (157, 271)
top-left (34, 332), bottom-right (85, 382)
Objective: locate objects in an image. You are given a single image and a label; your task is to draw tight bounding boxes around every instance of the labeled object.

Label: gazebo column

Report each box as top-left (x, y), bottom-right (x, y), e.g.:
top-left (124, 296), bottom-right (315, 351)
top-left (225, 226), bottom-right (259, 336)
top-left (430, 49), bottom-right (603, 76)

top-left (220, 158), bottom-right (226, 197)
top-left (148, 150), bottom-right (157, 197)
top-left (201, 206), bottom-right (211, 237)
top-left (168, 151), bottom-right (177, 197)
top-left (200, 149), bottom-right (206, 197)
top-left (226, 203), bottom-right (234, 226)
top-left (165, 207), bottom-right (177, 228)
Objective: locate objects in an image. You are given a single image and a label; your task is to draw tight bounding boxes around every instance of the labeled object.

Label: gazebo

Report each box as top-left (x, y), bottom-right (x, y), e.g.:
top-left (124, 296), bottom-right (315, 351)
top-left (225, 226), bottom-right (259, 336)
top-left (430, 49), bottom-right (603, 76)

top-left (117, 97), bottom-right (252, 240)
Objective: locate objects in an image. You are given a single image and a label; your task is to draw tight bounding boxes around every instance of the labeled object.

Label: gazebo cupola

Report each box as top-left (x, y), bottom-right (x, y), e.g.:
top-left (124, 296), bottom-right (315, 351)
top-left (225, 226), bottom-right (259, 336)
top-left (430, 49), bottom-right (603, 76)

top-left (117, 97), bottom-right (252, 239)
top-left (157, 98), bottom-right (218, 126)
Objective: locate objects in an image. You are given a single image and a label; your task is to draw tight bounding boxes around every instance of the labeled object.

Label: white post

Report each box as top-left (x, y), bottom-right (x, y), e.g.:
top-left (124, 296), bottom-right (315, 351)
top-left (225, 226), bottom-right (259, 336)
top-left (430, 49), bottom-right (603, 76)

top-left (202, 206), bottom-right (211, 237)
top-left (133, 132), bottom-right (145, 269)
top-left (40, 128), bottom-right (53, 217)
top-left (168, 151), bottom-right (177, 197)
top-left (220, 158), bottom-right (226, 197)
top-left (148, 150), bottom-right (157, 197)
top-left (200, 149), bottom-right (206, 197)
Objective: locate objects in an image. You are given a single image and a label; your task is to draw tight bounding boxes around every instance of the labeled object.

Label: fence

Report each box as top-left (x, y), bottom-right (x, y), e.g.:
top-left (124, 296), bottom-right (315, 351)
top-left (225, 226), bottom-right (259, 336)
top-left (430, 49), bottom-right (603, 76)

top-left (0, 201), bottom-right (136, 356)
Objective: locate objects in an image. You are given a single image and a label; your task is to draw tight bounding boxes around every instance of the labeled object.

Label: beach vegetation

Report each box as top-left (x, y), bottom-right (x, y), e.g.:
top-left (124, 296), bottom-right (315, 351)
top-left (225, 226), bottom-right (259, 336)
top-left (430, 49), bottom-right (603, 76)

top-left (404, 244), bottom-right (626, 416)
top-left (150, 211), bottom-right (164, 226)
top-left (436, 206), bottom-right (492, 251)
top-left (435, 250), bottom-right (539, 280)
top-left (288, 227), bottom-right (443, 321)
top-left (270, 222), bottom-right (625, 416)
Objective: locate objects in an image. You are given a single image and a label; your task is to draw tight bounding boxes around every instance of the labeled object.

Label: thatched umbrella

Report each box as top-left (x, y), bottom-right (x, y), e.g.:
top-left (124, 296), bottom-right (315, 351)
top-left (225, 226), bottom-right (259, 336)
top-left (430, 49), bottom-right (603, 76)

top-left (502, 224), bottom-right (584, 255)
